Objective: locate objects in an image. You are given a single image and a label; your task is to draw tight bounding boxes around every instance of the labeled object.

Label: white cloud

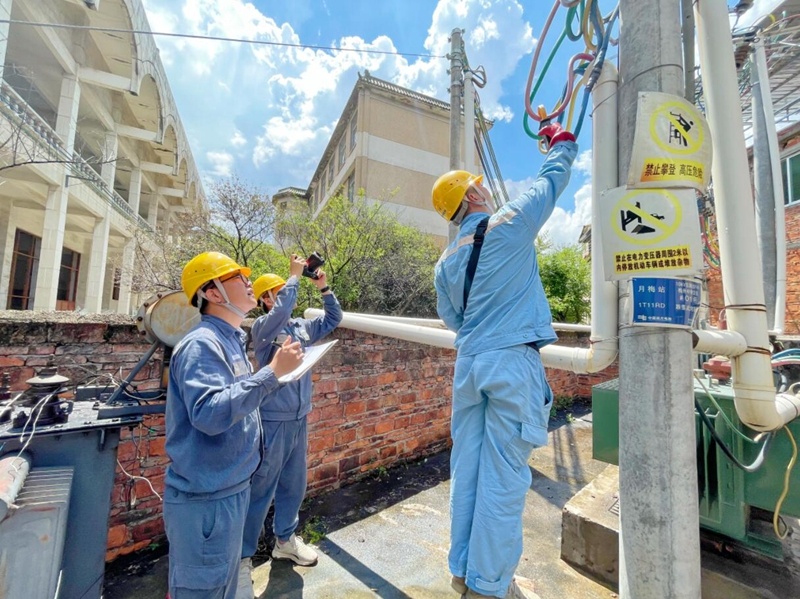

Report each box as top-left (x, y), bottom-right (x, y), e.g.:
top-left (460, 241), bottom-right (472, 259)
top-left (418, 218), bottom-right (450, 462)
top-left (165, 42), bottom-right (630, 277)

top-left (541, 181), bottom-right (593, 247)
top-left (574, 149), bottom-right (592, 176)
top-left (206, 150), bottom-right (235, 177)
top-left (230, 130), bottom-right (247, 148)
top-left (142, 0), bottom-right (537, 190)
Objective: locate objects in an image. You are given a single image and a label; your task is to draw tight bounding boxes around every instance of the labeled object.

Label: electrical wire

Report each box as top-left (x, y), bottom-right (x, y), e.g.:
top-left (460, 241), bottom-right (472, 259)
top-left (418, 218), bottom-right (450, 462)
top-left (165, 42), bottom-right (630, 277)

top-left (10, 394), bottom-right (50, 469)
top-left (0, 19), bottom-right (445, 59)
top-left (693, 372), bottom-right (762, 444)
top-left (773, 425), bottom-right (797, 539)
top-left (523, 0), bottom-right (619, 146)
top-left (116, 458), bottom-right (162, 502)
top-left (694, 396), bottom-right (774, 472)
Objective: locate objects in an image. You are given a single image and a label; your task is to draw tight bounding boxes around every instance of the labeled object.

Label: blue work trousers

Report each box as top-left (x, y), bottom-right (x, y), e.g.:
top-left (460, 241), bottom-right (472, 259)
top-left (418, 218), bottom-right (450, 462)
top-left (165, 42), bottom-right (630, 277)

top-left (242, 418), bottom-right (308, 557)
top-left (449, 345), bottom-right (552, 598)
top-left (163, 486), bottom-right (250, 599)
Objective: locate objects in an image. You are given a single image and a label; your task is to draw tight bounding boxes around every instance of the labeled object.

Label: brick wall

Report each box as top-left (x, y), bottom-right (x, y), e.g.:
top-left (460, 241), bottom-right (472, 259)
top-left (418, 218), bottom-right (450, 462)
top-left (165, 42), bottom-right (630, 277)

top-left (0, 314), bottom-right (616, 561)
top-left (704, 190), bottom-right (800, 335)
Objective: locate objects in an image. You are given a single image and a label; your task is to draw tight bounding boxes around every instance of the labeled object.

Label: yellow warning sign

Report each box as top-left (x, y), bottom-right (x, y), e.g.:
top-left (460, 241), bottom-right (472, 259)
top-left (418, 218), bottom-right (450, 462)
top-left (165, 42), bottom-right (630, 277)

top-left (627, 92), bottom-right (712, 191)
top-left (649, 100), bottom-right (704, 155)
top-left (612, 189), bottom-right (681, 246)
top-left (600, 187), bottom-right (703, 281)
top-left (612, 246), bottom-right (693, 275)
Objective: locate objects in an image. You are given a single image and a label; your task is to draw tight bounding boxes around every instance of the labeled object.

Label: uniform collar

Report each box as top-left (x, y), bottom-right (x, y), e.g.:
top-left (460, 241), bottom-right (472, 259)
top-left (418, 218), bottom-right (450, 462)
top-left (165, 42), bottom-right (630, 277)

top-left (201, 314), bottom-right (246, 343)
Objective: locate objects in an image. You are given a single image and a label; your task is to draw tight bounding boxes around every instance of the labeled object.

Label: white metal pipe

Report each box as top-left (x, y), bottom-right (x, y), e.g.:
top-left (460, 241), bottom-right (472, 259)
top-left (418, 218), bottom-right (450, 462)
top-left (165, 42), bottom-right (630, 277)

top-left (691, 329), bottom-right (748, 356)
top-left (754, 36), bottom-right (787, 334)
top-left (695, 0), bottom-right (800, 431)
top-left (0, 452), bottom-right (31, 521)
top-left (337, 307), bottom-right (747, 359)
top-left (568, 59), bottom-right (619, 373)
top-left (351, 314), bottom-right (449, 329)
top-left (305, 309), bottom-right (456, 349)
top-left (308, 310), bottom-right (606, 372)
top-left (352, 312), bottom-right (592, 333)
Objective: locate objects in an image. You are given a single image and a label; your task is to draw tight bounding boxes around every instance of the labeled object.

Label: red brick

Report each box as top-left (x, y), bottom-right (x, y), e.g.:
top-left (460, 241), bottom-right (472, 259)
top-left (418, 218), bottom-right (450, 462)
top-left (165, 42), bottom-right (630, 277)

top-left (337, 377), bottom-right (359, 391)
top-left (148, 436), bottom-right (167, 457)
top-left (375, 420), bottom-right (394, 434)
top-left (314, 379), bottom-right (337, 394)
top-left (107, 524), bottom-right (129, 549)
top-left (344, 400), bottom-right (366, 416)
top-left (0, 346), bottom-right (29, 356)
top-left (334, 428), bottom-right (357, 446)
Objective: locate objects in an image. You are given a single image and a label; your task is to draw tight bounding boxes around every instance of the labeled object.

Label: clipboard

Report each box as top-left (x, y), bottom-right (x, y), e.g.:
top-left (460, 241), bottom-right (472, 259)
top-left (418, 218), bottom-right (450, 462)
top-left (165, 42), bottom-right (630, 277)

top-left (278, 339), bottom-right (338, 383)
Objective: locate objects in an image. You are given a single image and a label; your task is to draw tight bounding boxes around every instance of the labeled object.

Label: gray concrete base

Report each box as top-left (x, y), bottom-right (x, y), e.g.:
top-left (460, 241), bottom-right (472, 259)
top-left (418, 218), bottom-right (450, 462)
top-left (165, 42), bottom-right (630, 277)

top-left (561, 464), bottom-right (800, 599)
top-left (561, 464), bottom-right (620, 587)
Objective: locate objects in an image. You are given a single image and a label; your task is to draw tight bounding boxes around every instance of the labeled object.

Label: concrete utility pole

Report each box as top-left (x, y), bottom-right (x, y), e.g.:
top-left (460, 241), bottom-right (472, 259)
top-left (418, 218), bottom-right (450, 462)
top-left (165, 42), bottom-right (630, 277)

top-left (681, 0), bottom-right (696, 102)
top-left (448, 28), bottom-right (463, 242)
top-left (617, 1), bottom-right (702, 598)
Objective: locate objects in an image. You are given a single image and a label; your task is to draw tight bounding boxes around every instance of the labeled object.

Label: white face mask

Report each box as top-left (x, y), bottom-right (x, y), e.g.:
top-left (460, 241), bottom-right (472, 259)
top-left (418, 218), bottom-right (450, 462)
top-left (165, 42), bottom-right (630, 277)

top-left (467, 184), bottom-right (494, 209)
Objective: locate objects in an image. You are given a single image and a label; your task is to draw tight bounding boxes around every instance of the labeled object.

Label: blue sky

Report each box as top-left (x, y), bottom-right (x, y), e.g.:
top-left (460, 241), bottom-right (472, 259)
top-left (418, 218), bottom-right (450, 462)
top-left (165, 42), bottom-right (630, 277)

top-left (141, 0), bottom-right (619, 246)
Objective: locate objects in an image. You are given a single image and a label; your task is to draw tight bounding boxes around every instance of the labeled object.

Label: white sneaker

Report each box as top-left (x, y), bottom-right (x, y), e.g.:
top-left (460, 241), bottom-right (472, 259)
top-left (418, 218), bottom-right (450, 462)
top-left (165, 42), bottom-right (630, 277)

top-left (464, 577), bottom-right (540, 599)
top-left (271, 533), bottom-right (318, 566)
top-left (504, 577), bottom-right (540, 599)
top-left (235, 557), bottom-right (254, 599)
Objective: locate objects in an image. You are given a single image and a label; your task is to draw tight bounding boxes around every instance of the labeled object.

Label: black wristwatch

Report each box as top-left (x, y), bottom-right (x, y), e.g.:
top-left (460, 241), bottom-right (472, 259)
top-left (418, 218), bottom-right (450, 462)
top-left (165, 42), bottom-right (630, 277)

top-left (320, 285), bottom-right (331, 294)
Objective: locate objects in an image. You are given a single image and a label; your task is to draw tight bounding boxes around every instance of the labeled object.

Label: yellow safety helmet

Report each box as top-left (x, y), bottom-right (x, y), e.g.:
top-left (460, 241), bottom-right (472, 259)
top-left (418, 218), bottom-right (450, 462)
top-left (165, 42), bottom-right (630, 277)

top-left (253, 273), bottom-right (286, 301)
top-left (181, 252), bottom-right (251, 305)
top-left (431, 170), bottom-right (484, 221)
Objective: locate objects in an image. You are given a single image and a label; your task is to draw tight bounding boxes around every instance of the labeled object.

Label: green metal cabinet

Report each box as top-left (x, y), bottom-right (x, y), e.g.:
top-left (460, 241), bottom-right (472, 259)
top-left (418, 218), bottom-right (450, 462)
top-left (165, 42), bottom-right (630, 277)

top-left (592, 378), bottom-right (800, 557)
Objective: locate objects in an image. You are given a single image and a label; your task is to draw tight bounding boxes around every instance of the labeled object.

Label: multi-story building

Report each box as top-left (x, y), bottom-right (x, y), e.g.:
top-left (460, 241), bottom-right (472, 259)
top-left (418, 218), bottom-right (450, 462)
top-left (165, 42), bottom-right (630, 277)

top-left (273, 71), bottom-right (484, 246)
top-left (0, 0), bottom-right (202, 314)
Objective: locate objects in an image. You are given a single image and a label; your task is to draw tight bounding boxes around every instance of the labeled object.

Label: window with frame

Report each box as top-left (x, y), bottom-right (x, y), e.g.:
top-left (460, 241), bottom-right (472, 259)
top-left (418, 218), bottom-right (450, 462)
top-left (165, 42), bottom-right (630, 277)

top-left (112, 268), bottom-right (121, 301)
top-left (328, 160), bottom-right (335, 186)
top-left (347, 175), bottom-right (355, 202)
top-left (350, 112), bottom-right (357, 151)
top-left (56, 248), bottom-right (81, 311)
top-left (321, 171), bottom-right (327, 195)
top-left (338, 137), bottom-right (346, 169)
top-left (781, 152), bottom-right (800, 206)
top-left (7, 229), bottom-right (40, 310)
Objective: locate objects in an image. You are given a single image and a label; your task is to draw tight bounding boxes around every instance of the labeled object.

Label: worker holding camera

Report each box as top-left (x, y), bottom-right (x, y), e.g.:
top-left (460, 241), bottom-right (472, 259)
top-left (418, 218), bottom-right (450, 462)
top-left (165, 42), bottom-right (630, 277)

top-left (432, 122), bottom-right (577, 599)
top-left (237, 253), bottom-right (342, 598)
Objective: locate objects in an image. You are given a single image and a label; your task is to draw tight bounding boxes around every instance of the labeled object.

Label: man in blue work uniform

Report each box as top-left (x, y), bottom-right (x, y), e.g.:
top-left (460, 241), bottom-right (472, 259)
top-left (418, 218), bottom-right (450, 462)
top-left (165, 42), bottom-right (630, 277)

top-left (237, 257), bottom-right (342, 596)
top-left (432, 122), bottom-right (578, 599)
top-left (164, 251), bottom-right (303, 599)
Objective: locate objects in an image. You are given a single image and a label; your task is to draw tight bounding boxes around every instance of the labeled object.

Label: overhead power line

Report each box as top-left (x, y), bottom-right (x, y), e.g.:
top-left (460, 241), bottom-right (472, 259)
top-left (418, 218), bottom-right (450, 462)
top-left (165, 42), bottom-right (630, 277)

top-left (0, 19), bottom-right (446, 59)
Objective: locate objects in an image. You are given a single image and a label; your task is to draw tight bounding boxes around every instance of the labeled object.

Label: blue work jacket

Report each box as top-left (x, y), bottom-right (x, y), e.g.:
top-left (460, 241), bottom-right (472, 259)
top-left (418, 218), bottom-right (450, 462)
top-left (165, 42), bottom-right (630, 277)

top-left (434, 140), bottom-right (578, 356)
top-left (165, 314), bottom-right (279, 496)
top-left (251, 285), bottom-right (342, 421)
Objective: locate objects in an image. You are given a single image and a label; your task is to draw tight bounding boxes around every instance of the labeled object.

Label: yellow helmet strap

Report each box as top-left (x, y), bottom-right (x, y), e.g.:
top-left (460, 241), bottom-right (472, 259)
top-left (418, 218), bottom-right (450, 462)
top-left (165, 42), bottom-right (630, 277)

top-left (258, 289), bottom-right (277, 312)
top-left (198, 278), bottom-right (249, 319)
top-left (466, 185), bottom-right (491, 207)
top-left (451, 200), bottom-right (469, 225)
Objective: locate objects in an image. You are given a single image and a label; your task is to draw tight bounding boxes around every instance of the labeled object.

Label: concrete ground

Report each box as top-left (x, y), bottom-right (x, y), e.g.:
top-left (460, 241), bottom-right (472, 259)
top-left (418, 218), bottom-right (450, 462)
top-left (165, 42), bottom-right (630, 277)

top-left (103, 409), bottom-right (790, 598)
top-left (104, 409), bottom-right (615, 599)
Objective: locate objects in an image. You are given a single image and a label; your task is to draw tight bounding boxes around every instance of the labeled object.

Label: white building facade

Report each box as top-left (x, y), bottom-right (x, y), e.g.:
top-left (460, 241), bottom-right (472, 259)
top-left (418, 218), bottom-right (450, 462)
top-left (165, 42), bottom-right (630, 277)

top-left (276, 72), bottom-right (484, 247)
top-left (0, 0), bottom-right (202, 314)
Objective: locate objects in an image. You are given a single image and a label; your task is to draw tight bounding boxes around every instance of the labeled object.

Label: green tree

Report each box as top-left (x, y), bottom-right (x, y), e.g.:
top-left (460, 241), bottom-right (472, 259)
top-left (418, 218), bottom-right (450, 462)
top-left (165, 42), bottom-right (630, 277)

top-left (197, 175), bottom-right (276, 268)
top-left (276, 192), bottom-right (440, 316)
top-left (538, 244), bottom-right (591, 323)
top-left (127, 175), bottom-right (277, 297)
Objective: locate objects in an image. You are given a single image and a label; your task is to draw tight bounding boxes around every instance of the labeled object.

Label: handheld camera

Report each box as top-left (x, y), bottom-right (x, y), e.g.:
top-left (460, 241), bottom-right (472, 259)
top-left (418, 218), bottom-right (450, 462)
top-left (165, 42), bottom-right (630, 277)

top-left (302, 252), bottom-right (325, 280)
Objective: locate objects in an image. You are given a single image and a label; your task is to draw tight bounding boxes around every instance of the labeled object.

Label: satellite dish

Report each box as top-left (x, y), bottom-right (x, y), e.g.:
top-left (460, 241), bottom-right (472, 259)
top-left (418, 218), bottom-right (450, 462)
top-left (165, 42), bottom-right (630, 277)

top-left (136, 290), bottom-right (200, 347)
